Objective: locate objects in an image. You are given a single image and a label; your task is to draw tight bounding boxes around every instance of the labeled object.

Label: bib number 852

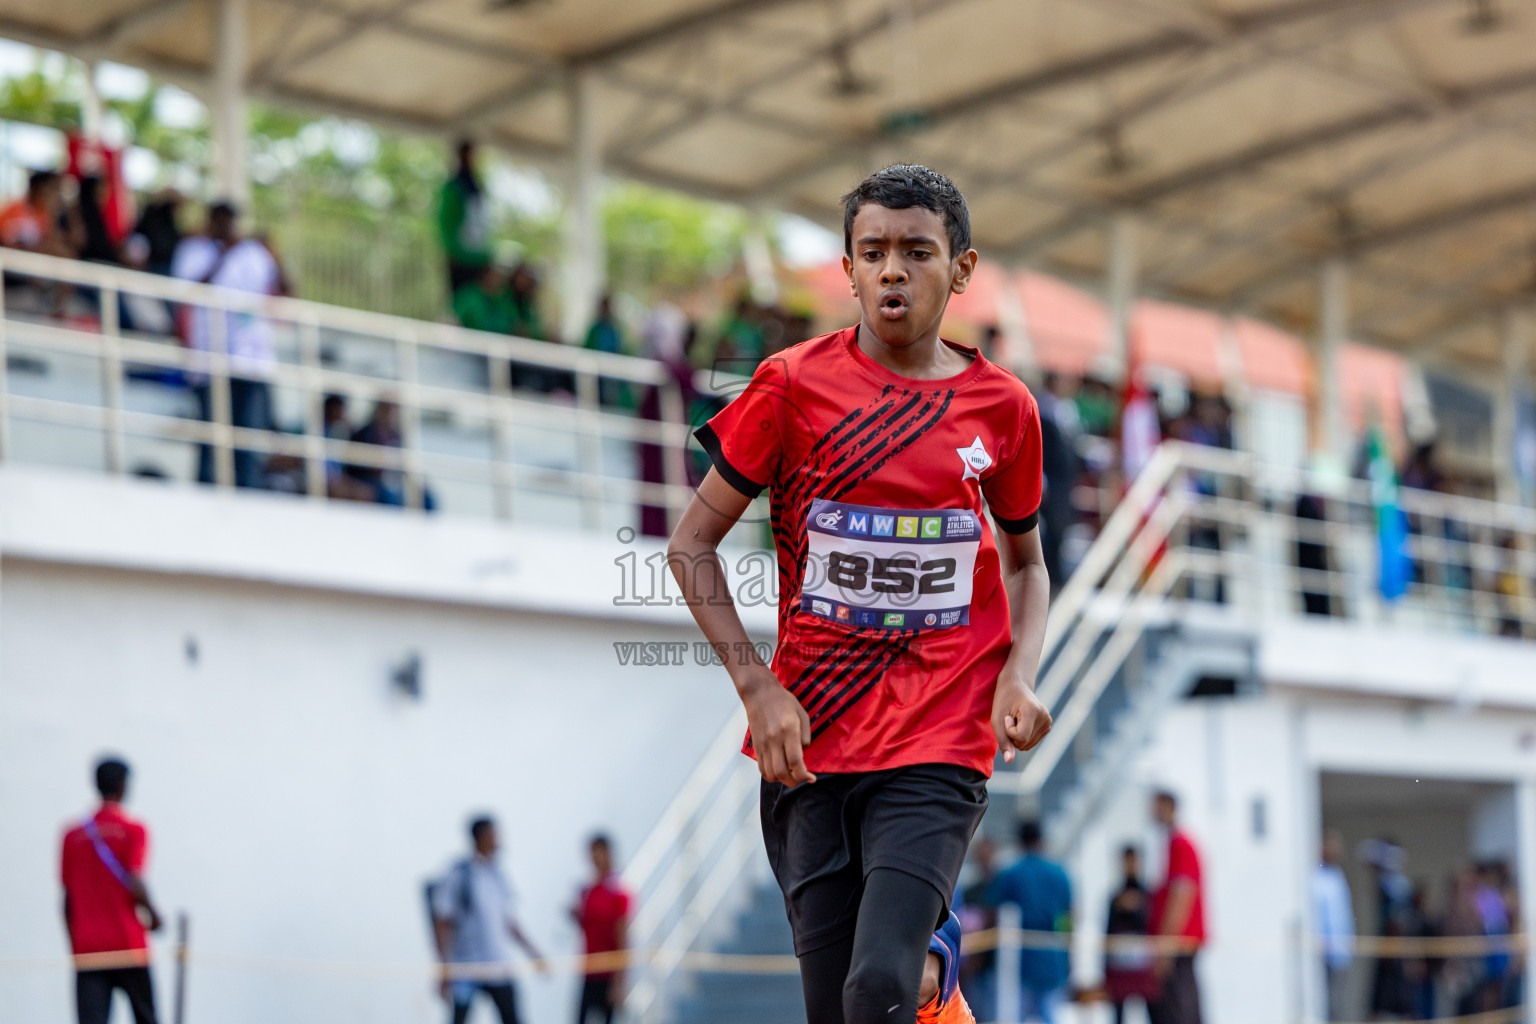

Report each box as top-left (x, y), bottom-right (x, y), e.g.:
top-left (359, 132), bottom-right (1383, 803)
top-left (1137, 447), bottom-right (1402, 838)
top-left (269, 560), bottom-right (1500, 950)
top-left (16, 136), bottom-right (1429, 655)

top-left (826, 552), bottom-right (957, 595)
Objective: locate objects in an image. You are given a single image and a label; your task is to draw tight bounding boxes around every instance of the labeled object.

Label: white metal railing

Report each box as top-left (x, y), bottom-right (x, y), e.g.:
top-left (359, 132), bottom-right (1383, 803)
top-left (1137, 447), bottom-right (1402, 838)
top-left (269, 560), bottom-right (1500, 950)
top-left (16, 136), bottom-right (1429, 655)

top-left (994, 440), bottom-right (1536, 815)
top-left (0, 248), bottom-right (705, 532)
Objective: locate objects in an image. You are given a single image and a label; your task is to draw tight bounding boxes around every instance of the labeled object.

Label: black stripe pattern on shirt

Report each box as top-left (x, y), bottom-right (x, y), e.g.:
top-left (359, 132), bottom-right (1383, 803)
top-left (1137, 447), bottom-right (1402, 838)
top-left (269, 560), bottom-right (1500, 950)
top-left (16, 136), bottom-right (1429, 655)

top-left (763, 384), bottom-right (957, 738)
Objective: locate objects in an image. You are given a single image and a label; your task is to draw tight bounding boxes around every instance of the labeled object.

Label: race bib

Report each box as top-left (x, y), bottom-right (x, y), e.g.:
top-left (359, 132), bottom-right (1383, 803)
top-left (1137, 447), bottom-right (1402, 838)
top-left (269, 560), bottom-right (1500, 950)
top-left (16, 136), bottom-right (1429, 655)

top-left (800, 498), bottom-right (980, 631)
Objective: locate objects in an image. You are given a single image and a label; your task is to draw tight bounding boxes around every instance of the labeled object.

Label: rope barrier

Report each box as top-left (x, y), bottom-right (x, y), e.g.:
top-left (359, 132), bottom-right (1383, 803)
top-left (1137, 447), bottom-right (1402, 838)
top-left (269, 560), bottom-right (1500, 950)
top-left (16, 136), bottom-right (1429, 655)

top-left (1316, 1008), bottom-right (1523, 1024)
top-left (9, 929), bottom-right (1527, 977)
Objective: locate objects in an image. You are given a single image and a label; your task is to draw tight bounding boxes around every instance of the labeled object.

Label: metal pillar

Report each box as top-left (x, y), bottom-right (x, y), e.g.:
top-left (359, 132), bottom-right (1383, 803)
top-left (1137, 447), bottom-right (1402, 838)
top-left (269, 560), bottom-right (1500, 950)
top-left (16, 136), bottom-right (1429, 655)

top-left (1290, 706), bottom-right (1322, 1024)
top-left (1105, 212), bottom-right (1138, 383)
top-left (212, 0), bottom-right (249, 206)
top-left (1316, 258), bottom-right (1349, 464)
top-left (742, 211), bottom-right (777, 308)
top-left (1496, 305), bottom-right (1530, 505)
top-left (560, 67), bottom-right (604, 345)
top-left (79, 60), bottom-right (103, 141)
top-left (997, 265), bottom-right (1034, 373)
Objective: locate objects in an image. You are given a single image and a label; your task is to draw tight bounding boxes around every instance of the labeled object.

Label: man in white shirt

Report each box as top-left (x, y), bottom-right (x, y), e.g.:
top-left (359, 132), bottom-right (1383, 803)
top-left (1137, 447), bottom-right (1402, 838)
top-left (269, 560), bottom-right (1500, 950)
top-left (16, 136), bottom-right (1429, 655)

top-left (1313, 830), bottom-right (1355, 1021)
top-left (170, 202), bottom-right (282, 488)
top-left (432, 816), bottom-right (546, 1024)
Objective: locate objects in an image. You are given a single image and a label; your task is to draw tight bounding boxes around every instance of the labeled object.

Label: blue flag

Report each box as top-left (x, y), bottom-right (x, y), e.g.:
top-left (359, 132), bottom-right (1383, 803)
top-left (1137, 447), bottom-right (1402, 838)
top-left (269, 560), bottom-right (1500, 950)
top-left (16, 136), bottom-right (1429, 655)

top-left (1367, 427), bottom-right (1412, 602)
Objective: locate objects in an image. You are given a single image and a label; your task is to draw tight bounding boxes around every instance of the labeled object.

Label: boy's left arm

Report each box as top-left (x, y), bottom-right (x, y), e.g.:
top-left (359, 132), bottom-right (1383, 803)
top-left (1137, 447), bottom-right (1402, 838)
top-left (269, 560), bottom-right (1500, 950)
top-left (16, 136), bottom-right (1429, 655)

top-left (992, 524), bottom-right (1052, 762)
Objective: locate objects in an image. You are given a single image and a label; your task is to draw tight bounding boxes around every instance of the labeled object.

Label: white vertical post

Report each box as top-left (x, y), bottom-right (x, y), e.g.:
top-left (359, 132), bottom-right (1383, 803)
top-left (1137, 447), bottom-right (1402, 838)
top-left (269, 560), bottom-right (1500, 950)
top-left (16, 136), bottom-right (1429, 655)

top-left (490, 345), bottom-right (515, 521)
top-left (659, 378), bottom-right (687, 535)
top-left (997, 265), bottom-right (1034, 374)
top-left (743, 211), bottom-right (777, 307)
top-left (212, 0), bottom-right (249, 206)
top-left (0, 268), bottom-right (9, 464)
top-left (208, 297), bottom-right (235, 488)
top-left (575, 354), bottom-right (603, 530)
top-left (1105, 211), bottom-right (1139, 384)
top-left (1316, 258), bottom-right (1349, 466)
top-left (1517, 778), bottom-right (1536, 1024)
top-left (396, 330), bottom-right (423, 510)
top-left (1496, 306), bottom-right (1529, 506)
top-left (300, 316), bottom-right (325, 499)
top-left (995, 901), bottom-right (1022, 1024)
top-left (100, 282), bottom-right (124, 474)
top-left (79, 60), bottom-right (103, 142)
top-left (560, 67), bottom-right (604, 345)
top-left (1291, 707), bottom-right (1322, 1024)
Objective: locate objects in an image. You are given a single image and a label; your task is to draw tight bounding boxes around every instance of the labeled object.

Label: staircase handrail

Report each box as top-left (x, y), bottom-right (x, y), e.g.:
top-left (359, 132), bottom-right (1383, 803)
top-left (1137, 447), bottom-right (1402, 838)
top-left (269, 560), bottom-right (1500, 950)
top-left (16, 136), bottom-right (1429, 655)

top-left (622, 707), bottom-right (747, 898)
top-left (1038, 443), bottom-right (1182, 662)
top-left (1017, 550), bottom-right (1188, 793)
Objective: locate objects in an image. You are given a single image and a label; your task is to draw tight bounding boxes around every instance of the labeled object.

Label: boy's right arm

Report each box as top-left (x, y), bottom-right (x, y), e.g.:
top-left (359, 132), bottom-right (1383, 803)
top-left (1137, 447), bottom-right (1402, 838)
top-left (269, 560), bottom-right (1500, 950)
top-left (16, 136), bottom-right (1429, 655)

top-left (667, 468), bottom-right (815, 789)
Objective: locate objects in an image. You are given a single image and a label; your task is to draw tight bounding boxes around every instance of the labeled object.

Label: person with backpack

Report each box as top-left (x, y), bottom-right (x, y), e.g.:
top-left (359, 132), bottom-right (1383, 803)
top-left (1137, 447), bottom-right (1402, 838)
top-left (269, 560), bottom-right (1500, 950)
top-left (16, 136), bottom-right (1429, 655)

top-left (60, 756), bottom-right (164, 1024)
top-left (430, 815), bottom-right (547, 1024)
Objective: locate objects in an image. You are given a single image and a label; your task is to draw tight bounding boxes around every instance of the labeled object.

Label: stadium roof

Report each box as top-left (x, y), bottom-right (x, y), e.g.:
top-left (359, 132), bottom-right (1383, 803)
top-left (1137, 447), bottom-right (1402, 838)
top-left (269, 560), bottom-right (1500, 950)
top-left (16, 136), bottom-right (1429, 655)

top-left (4, 0), bottom-right (1536, 369)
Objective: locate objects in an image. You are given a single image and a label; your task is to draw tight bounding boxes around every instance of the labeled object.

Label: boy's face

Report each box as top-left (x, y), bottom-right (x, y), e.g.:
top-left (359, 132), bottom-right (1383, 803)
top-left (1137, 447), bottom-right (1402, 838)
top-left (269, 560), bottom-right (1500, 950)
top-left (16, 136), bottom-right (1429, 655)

top-left (843, 204), bottom-right (976, 349)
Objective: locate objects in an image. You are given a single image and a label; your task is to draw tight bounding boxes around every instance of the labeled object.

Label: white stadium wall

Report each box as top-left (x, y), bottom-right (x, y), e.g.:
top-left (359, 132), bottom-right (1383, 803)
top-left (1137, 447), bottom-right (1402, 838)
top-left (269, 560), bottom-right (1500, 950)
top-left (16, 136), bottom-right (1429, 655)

top-left (1071, 686), bottom-right (1536, 1024)
top-left (0, 466), bottom-right (767, 1024)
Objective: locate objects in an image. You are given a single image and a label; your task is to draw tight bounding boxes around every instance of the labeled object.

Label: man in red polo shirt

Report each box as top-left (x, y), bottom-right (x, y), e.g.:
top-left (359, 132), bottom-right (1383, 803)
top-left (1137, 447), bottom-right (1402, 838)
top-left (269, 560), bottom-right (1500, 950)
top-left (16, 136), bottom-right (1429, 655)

top-left (1149, 789), bottom-right (1205, 1024)
top-left (571, 834), bottom-right (632, 1024)
top-left (60, 757), bottom-right (164, 1024)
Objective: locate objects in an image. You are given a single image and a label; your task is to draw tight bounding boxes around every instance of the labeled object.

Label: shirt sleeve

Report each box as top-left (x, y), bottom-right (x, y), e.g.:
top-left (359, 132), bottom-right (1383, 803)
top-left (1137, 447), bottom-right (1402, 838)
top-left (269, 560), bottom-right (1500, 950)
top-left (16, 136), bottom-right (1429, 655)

top-left (982, 391), bottom-right (1044, 534)
top-left (693, 356), bottom-right (791, 499)
top-left (123, 823), bottom-right (147, 874)
top-left (1168, 835), bottom-right (1199, 882)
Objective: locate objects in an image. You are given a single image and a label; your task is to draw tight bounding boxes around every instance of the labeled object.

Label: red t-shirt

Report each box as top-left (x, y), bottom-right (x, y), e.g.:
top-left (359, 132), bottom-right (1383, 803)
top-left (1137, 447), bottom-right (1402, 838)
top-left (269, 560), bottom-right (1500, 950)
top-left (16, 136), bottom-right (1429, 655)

top-left (577, 874), bottom-right (633, 978)
top-left (696, 326), bottom-right (1043, 776)
top-left (60, 803), bottom-right (150, 959)
top-left (1151, 829), bottom-right (1206, 948)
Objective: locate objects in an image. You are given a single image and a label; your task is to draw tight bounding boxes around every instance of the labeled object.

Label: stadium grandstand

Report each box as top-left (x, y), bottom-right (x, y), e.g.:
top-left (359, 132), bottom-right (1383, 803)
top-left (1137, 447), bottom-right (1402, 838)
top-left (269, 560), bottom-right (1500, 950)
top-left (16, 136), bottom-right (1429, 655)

top-left (2, 2), bottom-right (1536, 1024)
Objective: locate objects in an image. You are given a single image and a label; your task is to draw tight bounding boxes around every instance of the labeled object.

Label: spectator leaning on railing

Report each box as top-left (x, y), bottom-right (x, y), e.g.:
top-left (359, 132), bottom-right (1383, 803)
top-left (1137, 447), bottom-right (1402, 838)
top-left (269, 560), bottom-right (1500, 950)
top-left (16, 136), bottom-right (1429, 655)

top-left (0, 169), bottom-right (72, 257)
top-left (170, 201), bottom-right (284, 490)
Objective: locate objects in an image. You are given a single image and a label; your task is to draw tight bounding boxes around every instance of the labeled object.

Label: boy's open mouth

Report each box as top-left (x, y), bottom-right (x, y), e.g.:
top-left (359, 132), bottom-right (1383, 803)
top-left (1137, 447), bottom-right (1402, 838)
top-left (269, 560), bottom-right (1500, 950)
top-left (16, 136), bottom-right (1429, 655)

top-left (878, 290), bottom-right (909, 320)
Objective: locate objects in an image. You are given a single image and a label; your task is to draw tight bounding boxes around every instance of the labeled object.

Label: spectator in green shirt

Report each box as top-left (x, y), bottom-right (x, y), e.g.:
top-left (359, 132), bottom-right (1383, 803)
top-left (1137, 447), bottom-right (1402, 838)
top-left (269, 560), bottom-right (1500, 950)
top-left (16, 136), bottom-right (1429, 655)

top-left (508, 263), bottom-right (571, 393)
top-left (453, 265), bottom-right (517, 335)
top-left (437, 139), bottom-right (491, 300)
top-left (715, 296), bottom-right (765, 371)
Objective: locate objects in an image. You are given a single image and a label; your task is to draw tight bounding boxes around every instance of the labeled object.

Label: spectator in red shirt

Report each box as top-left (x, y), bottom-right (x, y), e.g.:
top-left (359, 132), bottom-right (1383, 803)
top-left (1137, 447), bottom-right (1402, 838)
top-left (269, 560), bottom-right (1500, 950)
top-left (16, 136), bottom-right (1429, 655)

top-left (60, 757), bottom-right (164, 1024)
top-left (570, 834), bottom-right (633, 1024)
top-left (1148, 789), bottom-right (1205, 1024)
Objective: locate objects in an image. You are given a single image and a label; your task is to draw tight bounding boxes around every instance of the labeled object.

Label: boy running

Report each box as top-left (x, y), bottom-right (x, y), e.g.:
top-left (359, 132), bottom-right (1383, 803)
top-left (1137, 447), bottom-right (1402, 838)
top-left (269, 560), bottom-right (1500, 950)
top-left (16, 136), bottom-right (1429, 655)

top-left (667, 164), bottom-right (1051, 1024)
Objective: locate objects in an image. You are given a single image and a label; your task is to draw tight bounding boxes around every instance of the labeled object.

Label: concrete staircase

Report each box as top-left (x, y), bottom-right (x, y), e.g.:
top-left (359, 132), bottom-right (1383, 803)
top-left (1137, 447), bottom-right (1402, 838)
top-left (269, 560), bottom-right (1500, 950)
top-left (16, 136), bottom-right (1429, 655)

top-left (665, 879), bottom-right (803, 1024)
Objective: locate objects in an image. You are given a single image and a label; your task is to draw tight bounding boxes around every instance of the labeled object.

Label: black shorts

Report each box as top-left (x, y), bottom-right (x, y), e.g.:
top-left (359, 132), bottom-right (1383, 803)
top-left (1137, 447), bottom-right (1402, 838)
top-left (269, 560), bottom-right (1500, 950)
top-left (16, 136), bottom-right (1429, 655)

top-left (760, 762), bottom-right (988, 956)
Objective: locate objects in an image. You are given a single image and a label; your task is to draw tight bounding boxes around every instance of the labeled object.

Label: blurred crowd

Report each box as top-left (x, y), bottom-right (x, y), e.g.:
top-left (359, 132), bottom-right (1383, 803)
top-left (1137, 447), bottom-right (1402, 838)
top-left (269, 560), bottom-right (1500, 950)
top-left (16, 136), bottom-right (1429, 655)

top-left (4, 143), bottom-right (1527, 603)
top-left (0, 166), bottom-right (433, 506)
top-left (1324, 834), bottom-right (1524, 1022)
top-left (954, 790), bottom-right (1207, 1024)
top-left (948, 797), bottom-right (1524, 1024)
top-left (440, 141), bottom-right (816, 387)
